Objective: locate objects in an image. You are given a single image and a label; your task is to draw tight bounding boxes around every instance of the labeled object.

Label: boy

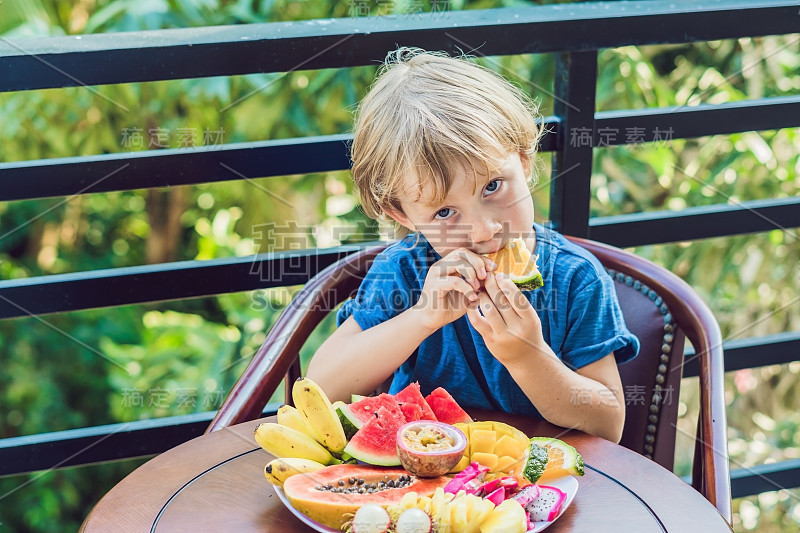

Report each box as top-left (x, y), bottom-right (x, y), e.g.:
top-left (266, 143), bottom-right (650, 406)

top-left (307, 48), bottom-right (639, 443)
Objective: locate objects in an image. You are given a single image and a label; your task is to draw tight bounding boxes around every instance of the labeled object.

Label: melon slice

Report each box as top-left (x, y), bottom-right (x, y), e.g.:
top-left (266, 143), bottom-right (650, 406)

top-left (343, 406), bottom-right (405, 466)
top-left (483, 237), bottom-right (543, 291)
top-left (394, 382), bottom-right (438, 421)
top-left (425, 387), bottom-right (473, 424)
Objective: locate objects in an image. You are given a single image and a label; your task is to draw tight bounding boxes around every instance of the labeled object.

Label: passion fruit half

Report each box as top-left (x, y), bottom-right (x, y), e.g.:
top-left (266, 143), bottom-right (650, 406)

top-left (396, 421), bottom-right (467, 477)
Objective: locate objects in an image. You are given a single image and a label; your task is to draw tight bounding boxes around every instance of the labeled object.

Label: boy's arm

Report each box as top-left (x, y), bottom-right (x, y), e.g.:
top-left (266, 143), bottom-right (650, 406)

top-left (306, 311), bottom-right (436, 403)
top-left (468, 272), bottom-right (626, 443)
top-left (505, 351), bottom-right (625, 443)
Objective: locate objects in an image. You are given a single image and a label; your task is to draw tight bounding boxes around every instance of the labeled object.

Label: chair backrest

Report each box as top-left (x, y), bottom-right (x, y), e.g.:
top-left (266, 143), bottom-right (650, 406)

top-left (207, 237), bottom-right (730, 522)
top-left (567, 237), bottom-right (684, 469)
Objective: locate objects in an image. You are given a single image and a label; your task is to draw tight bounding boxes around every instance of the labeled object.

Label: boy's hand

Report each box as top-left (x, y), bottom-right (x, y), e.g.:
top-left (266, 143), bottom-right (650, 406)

top-left (413, 248), bottom-right (496, 332)
top-left (466, 271), bottom-right (551, 367)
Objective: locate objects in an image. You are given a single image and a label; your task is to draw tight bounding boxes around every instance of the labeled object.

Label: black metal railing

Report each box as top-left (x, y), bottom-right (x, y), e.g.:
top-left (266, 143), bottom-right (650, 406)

top-left (1, 0), bottom-right (799, 500)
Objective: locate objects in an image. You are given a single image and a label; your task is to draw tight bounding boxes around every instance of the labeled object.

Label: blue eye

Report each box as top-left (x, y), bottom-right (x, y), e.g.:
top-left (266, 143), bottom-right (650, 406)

top-left (485, 179), bottom-right (501, 194)
top-left (434, 208), bottom-right (453, 220)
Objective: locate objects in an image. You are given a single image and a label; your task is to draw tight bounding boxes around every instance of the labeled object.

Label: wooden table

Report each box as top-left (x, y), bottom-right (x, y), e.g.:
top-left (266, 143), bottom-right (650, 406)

top-left (80, 411), bottom-right (732, 532)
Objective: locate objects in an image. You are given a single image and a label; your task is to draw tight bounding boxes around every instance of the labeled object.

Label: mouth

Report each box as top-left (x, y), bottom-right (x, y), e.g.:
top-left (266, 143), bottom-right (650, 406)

top-left (477, 242), bottom-right (505, 255)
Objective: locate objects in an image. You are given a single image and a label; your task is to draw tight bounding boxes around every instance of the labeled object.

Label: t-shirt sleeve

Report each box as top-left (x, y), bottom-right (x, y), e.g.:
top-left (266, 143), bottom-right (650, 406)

top-left (335, 253), bottom-right (416, 330)
top-left (560, 275), bottom-right (640, 369)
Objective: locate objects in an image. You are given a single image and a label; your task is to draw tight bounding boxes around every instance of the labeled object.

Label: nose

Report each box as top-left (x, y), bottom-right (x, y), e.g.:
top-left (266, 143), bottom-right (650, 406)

top-left (469, 214), bottom-right (503, 246)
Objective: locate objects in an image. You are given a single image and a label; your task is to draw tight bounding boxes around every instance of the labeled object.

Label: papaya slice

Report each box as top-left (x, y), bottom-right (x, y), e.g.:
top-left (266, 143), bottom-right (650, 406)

top-left (283, 464), bottom-right (448, 530)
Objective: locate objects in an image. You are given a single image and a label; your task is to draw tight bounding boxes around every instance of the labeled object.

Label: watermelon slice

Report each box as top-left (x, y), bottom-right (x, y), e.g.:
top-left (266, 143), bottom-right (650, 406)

top-left (425, 387), bottom-right (473, 424)
top-left (336, 393), bottom-right (404, 439)
top-left (394, 382), bottom-right (438, 421)
top-left (343, 406), bottom-right (404, 466)
top-left (398, 401), bottom-right (423, 422)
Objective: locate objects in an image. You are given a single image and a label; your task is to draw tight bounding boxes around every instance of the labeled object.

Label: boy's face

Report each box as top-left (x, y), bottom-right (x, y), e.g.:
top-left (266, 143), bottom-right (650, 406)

top-left (388, 151), bottom-right (536, 257)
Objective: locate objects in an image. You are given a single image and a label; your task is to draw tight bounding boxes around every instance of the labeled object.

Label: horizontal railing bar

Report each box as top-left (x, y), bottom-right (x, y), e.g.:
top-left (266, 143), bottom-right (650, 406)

top-left (0, 404), bottom-right (280, 478)
top-left (589, 197), bottom-right (800, 247)
top-left (595, 96), bottom-right (800, 146)
top-left (0, 135), bottom-right (353, 202)
top-left (4, 93), bottom-right (800, 202)
top-left (729, 459), bottom-right (800, 499)
top-left (0, 243), bottom-right (379, 319)
top-left (0, 121), bottom-right (557, 202)
top-left (682, 331), bottom-right (800, 378)
top-left (681, 459), bottom-right (800, 499)
top-left (0, 1), bottom-right (797, 92)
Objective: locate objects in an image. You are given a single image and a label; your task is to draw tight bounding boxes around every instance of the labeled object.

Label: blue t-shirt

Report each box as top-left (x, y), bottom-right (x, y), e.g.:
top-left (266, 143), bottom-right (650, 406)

top-left (336, 222), bottom-right (639, 418)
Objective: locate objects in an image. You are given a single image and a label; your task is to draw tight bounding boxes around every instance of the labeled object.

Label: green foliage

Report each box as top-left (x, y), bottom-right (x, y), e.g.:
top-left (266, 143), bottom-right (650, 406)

top-left (0, 1), bottom-right (798, 531)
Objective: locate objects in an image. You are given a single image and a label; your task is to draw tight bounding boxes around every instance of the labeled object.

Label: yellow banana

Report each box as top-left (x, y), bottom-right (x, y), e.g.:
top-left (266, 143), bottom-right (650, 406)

top-left (264, 457), bottom-right (326, 486)
top-left (292, 377), bottom-right (347, 455)
top-left (277, 404), bottom-right (315, 436)
top-left (254, 422), bottom-right (339, 465)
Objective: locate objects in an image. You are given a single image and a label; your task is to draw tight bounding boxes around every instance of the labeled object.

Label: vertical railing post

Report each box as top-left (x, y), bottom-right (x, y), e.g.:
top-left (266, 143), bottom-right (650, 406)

top-left (550, 50), bottom-right (598, 238)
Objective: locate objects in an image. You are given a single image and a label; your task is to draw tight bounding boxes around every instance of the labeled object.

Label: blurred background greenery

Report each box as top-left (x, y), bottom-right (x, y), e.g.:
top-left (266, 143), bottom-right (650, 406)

top-left (0, 0), bottom-right (798, 531)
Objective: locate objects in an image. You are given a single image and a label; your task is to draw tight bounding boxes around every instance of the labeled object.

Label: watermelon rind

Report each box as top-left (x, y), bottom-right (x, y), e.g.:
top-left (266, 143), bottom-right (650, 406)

top-left (343, 406), bottom-right (404, 466)
top-left (336, 404), bottom-right (362, 440)
top-left (351, 393), bottom-right (367, 403)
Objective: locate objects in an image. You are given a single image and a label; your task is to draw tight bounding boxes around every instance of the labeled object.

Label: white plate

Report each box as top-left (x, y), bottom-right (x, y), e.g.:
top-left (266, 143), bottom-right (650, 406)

top-left (274, 475), bottom-right (579, 533)
top-left (527, 475), bottom-right (579, 532)
top-left (274, 485), bottom-right (338, 533)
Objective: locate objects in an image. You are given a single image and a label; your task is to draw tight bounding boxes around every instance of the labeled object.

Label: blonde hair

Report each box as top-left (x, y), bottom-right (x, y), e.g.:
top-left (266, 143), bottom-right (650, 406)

top-left (350, 47), bottom-right (543, 239)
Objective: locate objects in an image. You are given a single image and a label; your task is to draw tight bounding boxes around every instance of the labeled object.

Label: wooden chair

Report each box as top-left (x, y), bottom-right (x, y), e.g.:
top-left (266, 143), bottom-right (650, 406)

top-left (206, 237), bottom-right (731, 522)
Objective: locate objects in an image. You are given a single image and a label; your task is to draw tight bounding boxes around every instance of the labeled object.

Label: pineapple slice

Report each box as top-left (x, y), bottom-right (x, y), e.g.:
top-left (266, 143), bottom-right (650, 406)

top-left (479, 500), bottom-right (527, 533)
top-left (415, 495), bottom-right (432, 515)
top-left (397, 491), bottom-right (419, 512)
top-left (466, 497), bottom-right (496, 533)
top-left (449, 496), bottom-right (470, 532)
top-left (430, 488), bottom-right (447, 519)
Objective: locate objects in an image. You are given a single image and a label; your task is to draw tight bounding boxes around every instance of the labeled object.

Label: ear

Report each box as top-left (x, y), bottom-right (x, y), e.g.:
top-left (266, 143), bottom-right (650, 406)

top-left (519, 151), bottom-right (532, 180)
top-left (384, 208), bottom-right (416, 232)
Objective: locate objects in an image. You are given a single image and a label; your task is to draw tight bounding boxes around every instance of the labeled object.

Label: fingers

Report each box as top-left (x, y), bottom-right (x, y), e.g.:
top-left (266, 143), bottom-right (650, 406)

top-left (435, 275), bottom-right (479, 302)
top-left (466, 298), bottom-right (491, 335)
top-left (469, 291), bottom-right (506, 332)
top-left (483, 271), bottom-right (517, 318)
top-left (492, 272), bottom-right (536, 319)
top-left (434, 248), bottom-right (494, 291)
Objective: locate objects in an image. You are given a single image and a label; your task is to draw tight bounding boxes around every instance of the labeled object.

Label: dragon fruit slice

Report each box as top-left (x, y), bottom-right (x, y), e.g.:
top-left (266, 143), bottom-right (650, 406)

top-left (443, 461), bottom-right (490, 494)
top-left (513, 484), bottom-right (541, 532)
top-left (525, 485), bottom-right (567, 522)
top-left (463, 478), bottom-right (483, 495)
top-left (497, 476), bottom-right (519, 498)
top-left (484, 486), bottom-right (506, 506)
top-left (512, 484), bottom-right (541, 507)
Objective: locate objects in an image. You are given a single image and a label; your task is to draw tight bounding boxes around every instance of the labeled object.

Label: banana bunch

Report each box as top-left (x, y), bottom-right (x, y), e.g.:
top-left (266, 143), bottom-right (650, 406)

top-left (254, 377), bottom-right (349, 486)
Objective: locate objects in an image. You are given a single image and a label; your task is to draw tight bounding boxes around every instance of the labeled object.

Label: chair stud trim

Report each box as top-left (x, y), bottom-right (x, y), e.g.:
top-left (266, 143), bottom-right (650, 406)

top-left (606, 268), bottom-right (676, 461)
